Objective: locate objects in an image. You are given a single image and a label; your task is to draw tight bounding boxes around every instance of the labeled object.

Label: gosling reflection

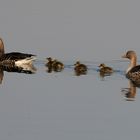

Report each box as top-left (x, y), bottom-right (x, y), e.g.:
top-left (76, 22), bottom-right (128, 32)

top-left (0, 64), bottom-right (36, 84)
top-left (121, 80), bottom-right (137, 101)
top-left (46, 57), bottom-right (64, 73)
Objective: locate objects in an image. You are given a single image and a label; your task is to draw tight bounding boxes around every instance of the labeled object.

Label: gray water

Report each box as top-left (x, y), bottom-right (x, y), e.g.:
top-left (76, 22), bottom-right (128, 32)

top-left (0, 1), bottom-right (140, 140)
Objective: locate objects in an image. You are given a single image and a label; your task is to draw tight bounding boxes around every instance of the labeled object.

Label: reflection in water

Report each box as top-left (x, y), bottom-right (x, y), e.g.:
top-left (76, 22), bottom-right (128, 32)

top-left (0, 64), bottom-right (36, 84)
top-left (121, 80), bottom-right (137, 101)
top-left (99, 71), bottom-right (113, 80)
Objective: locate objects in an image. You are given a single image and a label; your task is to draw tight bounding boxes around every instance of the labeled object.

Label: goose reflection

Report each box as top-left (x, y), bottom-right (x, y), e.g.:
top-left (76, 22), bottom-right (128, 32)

top-left (121, 80), bottom-right (137, 101)
top-left (0, 64), bottom-right (36, 84)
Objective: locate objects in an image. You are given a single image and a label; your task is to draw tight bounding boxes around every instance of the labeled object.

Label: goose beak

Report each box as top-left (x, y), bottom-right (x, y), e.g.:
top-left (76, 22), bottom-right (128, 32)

top-left (122, 54), bottom-right (126, 58)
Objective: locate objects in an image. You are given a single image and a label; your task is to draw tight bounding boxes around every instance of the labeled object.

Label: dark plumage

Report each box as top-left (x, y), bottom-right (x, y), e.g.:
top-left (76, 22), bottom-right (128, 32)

top-left (74, 61), bottom-right (87, 76)
top-left (98, 63), bottom-right (113, 73)
top-left (46, 57), bottom-right (54, 72)
top-left (0, 64), bottom-right (36, 74)
top-left (0, 38), bottom-right (36, 66)
top-left (0, 64), bottom-right (36, 84)
top-left (52, 59), bottom-right (64, 72)
top-left (98, 63), bottom-right (113, 78)
top-left (122, 50), bottom-right (140, 83)
top-left (126, 66), bottom-right (140, 82)
top-left (46, 57), bottom-right (64, 72)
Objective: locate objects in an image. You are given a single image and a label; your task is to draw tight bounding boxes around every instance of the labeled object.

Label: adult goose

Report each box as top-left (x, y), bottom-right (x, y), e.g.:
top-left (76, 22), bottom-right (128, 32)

top-left (0, 38), bottom-right (36, 66)
top-left (122, 50), bottom-right (140, 84)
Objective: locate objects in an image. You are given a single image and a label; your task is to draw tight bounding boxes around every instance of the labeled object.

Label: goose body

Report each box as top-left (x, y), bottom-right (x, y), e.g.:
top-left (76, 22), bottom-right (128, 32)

top-left (122, 50), bottom-right (140, 83)
top-left (0, 38), bottom-right (36, 67)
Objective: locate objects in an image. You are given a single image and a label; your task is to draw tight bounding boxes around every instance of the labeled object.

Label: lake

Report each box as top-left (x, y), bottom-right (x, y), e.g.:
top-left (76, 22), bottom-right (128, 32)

top-left (0, 0), bottom-right (140, 140)
top-left (0, 59), bottom-right (140, 140)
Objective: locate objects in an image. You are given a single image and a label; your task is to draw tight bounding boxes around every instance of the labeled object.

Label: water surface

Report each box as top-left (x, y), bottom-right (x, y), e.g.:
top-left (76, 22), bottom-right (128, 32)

top-left (0, 0), bottom-right (140, 140)
top-left (0, 59), bottom-right (140, 140)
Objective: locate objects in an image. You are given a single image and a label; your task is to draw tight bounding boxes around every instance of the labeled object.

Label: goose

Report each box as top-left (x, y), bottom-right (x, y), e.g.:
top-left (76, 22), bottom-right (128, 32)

top-left (0, 38), bottom-right (36, 67)
top-left (122, 50), bottom-right (140, 83)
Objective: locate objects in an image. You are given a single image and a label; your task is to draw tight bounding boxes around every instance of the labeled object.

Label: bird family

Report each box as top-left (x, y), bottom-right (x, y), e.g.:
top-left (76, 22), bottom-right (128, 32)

top-left (0, 38), bottom-right (139, 83)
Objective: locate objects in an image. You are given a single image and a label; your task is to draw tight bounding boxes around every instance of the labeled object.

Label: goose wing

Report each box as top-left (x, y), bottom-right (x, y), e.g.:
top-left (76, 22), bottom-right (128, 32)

top-left (0, 52), bottom-right (36, 61)
top-left (129, 65), bottom-right (140, 73)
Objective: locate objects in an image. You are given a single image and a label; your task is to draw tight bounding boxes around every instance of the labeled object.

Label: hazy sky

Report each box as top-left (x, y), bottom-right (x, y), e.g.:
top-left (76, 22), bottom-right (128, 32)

top-left (0, 0), bottom-right (140, 61)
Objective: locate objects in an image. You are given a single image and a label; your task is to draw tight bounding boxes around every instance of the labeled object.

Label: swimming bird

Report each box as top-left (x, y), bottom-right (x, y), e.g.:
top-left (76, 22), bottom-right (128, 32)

top-left (0, 38), bottom-right (36, 67)
top-left (98, 63), bottom-right (113, 78)
top-left (122, 50), bottom-right (140, 84)
top-left (52, 59), bottom-right (64, 72)
top-left (74, 61), bottom-right (87, 76)
top-left (46, 57), bottom-right (64, 72)
top-left (46, 57), bottom-right (54, 72)
top-left (98, 63), bottom-right (113, 74)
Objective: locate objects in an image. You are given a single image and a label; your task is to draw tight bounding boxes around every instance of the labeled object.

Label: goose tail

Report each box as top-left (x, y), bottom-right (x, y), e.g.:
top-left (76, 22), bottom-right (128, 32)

top-left (15, 56), bottom-right (36, 66)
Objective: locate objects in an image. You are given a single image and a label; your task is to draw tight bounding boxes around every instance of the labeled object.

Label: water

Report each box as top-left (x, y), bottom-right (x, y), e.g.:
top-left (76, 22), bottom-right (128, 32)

top-left (1, 0), bottom-right (140, 140)
top-left (0, 60), bottom-right (140, 140)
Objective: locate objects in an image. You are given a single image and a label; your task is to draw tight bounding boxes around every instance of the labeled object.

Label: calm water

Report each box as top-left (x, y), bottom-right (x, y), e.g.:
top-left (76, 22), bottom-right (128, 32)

top-left (1, 0), bottom-right (140, 140)
top-left (0, 59), bottom-right (140, 140)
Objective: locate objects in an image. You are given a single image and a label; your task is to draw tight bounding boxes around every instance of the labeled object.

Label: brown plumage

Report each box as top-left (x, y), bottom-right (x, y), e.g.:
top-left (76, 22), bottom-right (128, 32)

top-left (98, 63), bottom-right (113, 78)
top-left (121, 81), bottom-right (136, 101)
top-left (98, 63), bottom-right (113, 73)
top-left (46, 57), bottom-right (64, 72)
top-left (46, 57), bottom-right (54, 72)
top-left (122, 50), bottom-right (140, 84)
top-left (74, 61), bottom-right (87, 76)
top-left (52, 59), bottom-right (64, 72)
